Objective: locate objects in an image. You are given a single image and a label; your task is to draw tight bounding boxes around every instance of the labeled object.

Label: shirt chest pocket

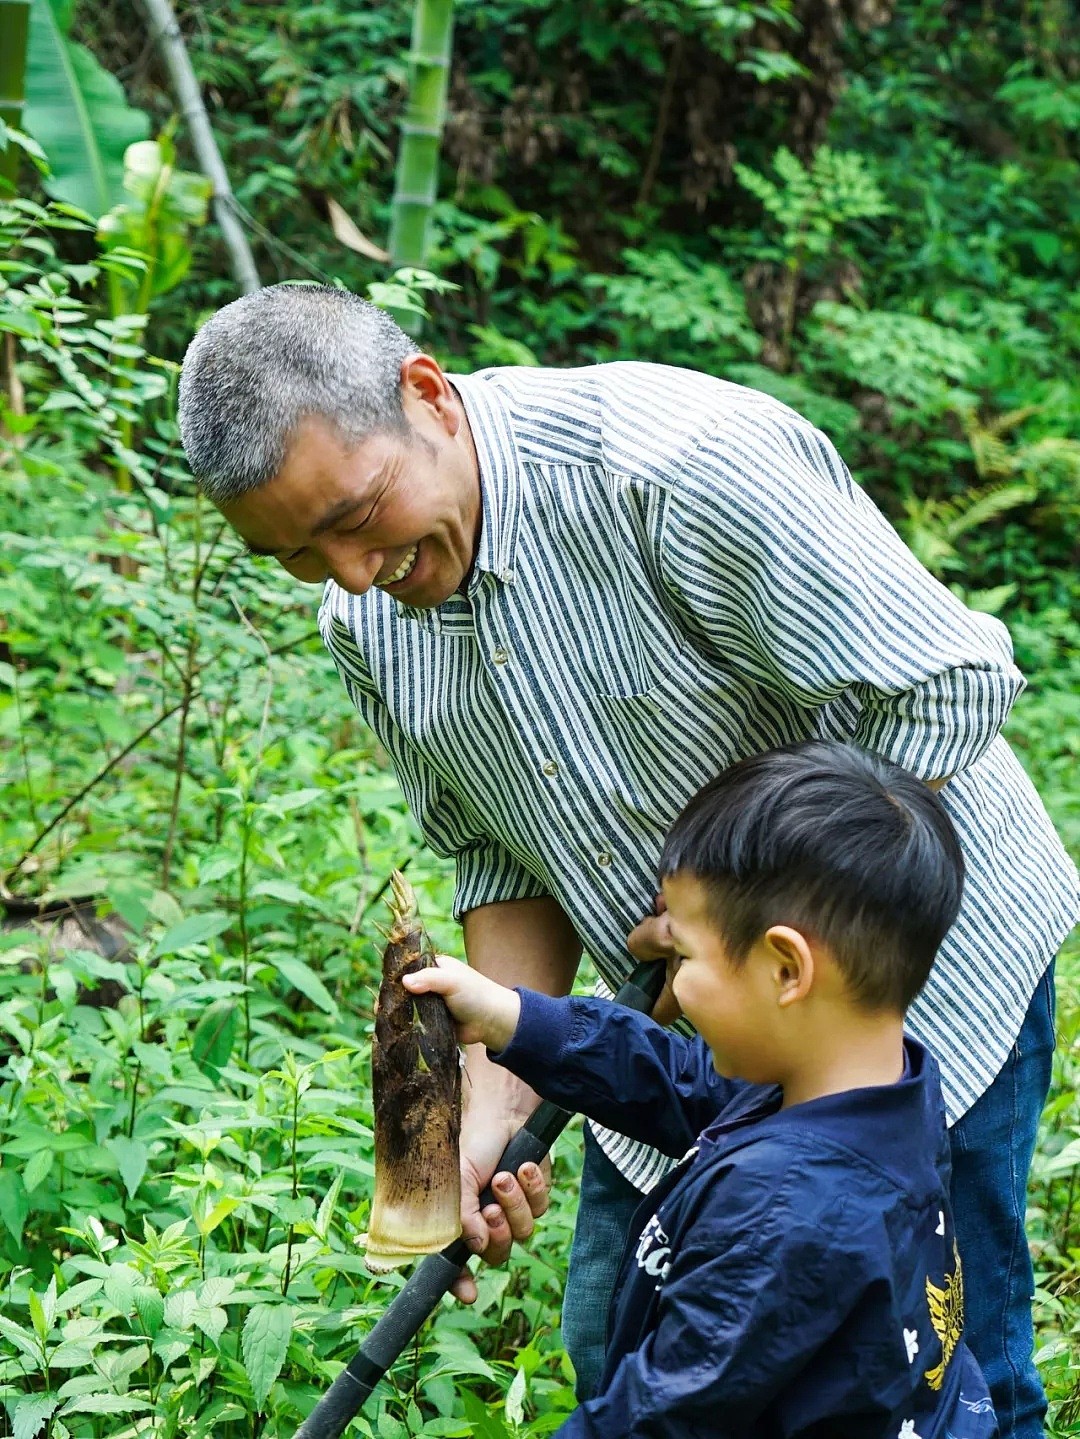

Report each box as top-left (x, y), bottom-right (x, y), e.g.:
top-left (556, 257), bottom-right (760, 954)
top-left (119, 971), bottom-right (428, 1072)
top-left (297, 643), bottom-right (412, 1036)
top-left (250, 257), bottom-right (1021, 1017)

top-left (586, 656), bottom-right (815, 827)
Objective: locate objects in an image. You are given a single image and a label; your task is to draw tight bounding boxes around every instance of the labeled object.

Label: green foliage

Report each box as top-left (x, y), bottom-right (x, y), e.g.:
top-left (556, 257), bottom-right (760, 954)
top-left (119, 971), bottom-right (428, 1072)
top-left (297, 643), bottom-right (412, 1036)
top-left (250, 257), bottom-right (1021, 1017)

top-left (598, 248), bottom-right (760, 358)
top-left (98, 135), bottom-right (212, 314)
top-left (2, 0), bottom-right (1079, 1429)
top-left (22, 0), bottom-right (149, 217)
top-left (734, 145), bottom-right (889, 265)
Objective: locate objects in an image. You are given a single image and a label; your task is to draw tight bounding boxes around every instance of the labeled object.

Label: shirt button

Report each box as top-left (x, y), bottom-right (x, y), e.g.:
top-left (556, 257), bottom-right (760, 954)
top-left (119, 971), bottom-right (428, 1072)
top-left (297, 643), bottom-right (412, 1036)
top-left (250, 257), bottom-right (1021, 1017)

top-left (541, 760), bottom-right (559, 777)
top-left (596, 851), bottom-right (612, 868)
top-left (492, 647), bottom-right (509, 665)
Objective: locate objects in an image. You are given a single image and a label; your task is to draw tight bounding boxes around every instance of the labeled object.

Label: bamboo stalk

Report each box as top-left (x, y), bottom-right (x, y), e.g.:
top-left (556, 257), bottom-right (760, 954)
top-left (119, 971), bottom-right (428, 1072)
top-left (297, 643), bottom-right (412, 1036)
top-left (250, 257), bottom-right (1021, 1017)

top-left (0, 0), bottom-right (31, 188)
top-left (387, 0), bottom-right (454, 332)
top-left (137, 0), bottom-right (260, 294)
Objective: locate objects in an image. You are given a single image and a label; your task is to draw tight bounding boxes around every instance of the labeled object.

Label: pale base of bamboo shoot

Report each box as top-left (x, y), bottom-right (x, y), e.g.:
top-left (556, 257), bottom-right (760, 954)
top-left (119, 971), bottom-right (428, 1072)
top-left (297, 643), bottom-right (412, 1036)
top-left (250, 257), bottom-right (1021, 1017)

top-left (364, 1194), bottom-right (460, 1273)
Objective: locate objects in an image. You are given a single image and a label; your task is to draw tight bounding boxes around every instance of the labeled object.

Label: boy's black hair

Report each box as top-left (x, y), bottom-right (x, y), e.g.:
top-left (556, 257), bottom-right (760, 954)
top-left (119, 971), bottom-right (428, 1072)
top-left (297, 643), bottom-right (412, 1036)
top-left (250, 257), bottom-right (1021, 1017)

top-left (659, 740), bottom-right (965, 1012)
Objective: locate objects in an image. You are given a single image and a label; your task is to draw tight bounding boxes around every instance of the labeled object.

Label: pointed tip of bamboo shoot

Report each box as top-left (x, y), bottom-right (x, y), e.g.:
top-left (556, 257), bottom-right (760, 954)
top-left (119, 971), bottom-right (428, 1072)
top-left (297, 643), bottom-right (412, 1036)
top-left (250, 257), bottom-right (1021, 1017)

top-left (388, 869), bottom-right (418, 938)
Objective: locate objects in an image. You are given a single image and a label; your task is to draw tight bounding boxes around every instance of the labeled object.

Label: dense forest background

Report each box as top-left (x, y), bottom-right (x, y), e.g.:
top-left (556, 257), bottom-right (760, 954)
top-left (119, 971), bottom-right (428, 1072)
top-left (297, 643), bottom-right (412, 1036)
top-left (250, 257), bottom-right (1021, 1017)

top-left (0, 0), bottom-right (1078, 1434)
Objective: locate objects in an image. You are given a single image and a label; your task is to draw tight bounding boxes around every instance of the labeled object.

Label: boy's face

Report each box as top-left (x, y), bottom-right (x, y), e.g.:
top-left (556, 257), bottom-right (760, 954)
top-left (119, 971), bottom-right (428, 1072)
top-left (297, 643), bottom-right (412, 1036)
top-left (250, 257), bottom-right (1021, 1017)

top-left (662, 872), bottom-right (785, 1084)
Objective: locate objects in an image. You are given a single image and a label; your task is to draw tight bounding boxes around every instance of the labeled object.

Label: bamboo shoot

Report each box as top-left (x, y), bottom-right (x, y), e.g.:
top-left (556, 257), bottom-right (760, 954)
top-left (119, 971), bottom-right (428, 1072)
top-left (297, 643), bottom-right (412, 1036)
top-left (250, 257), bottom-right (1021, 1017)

top-left (365, 871), bottom-right (461, 1272)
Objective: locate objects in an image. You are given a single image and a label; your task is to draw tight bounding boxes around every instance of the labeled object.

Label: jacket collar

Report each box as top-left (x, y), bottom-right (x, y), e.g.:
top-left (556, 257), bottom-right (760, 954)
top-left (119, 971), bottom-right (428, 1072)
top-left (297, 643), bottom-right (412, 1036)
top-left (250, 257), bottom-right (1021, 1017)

top-left (703, 1038), bottom-right (947, 1184)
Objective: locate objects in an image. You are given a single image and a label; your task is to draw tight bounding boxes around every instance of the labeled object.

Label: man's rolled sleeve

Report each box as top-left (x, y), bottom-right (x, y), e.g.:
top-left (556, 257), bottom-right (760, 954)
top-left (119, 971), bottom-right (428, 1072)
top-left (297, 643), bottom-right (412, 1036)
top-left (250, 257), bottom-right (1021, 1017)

top-left (853, 653), bottom-right (1023, 781)
top-left (452, 836), bottom-right (550, 918)
top-left (666, 410), bottom-right (1025, 782)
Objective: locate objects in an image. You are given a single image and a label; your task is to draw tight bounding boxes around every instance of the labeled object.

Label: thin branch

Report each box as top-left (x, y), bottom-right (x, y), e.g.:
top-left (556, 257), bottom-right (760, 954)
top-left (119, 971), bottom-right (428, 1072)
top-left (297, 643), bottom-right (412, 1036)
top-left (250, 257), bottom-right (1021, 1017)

top-left (637, 34), bottom-right (684, 211)
top-left (138, 0), bottom-right (261, 294)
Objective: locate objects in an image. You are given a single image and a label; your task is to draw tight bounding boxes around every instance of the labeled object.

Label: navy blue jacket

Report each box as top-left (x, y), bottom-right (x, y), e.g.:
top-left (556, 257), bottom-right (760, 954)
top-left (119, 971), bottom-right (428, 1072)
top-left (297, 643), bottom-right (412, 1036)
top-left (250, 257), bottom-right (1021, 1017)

top-left (493, 992), bottom-right (997, 1439)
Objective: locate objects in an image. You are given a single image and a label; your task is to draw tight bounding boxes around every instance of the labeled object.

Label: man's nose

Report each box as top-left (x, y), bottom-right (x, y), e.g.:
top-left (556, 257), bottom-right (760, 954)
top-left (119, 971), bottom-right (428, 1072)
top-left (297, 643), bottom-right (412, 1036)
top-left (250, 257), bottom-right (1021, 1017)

top-left (317, 537), bottom-right (383, 595)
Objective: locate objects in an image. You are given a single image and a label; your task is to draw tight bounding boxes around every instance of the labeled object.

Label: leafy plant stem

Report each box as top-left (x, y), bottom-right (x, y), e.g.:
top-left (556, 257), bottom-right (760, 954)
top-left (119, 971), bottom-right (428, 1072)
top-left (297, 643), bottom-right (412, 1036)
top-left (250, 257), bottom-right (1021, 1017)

top-left (239, 804), bottom-right (252, 1063)
top-left (127, 1059), bottom-right (141, 1137)
top-left (637, 34), bottom-right (683, 210)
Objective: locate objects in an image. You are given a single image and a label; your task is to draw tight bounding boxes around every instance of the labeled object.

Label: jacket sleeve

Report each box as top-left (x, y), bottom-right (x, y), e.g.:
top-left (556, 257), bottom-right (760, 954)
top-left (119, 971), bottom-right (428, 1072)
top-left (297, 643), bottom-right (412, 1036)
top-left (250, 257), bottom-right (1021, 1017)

top-left (555, 1164), bottom-right (888, 1439)
top-left (662, 409), bottom-right (1024, 780)
top-left (491, 991), bottom-right (744, 1155)
top-left (318, 592), bottom-right (550, 916)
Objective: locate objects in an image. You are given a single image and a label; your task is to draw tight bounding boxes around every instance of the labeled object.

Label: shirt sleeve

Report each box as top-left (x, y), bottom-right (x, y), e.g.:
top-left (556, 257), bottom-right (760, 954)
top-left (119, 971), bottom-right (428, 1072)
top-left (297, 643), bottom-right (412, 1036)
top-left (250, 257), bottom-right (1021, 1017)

top-left (556, 1165), bottom-right (890, 1439)
top-left (492, 991), bottom-right (743, 1155)
top-left (318, 594), bottom-right (549, 917)
top-left (661, 407), bottom-right (1024, 779)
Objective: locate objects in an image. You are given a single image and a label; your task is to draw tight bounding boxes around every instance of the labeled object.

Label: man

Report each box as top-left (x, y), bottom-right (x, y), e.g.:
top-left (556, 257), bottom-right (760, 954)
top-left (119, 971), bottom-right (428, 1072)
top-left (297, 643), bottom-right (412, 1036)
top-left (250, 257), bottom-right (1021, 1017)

top-left (178, 284), bottom-right (1078, 1439)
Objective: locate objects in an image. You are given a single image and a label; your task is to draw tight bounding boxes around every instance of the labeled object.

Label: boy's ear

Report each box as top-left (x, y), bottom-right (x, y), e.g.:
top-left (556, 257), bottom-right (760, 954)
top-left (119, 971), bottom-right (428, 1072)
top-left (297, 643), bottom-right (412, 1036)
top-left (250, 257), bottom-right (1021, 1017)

top-left (762, 925), bottom-right (815, 1007)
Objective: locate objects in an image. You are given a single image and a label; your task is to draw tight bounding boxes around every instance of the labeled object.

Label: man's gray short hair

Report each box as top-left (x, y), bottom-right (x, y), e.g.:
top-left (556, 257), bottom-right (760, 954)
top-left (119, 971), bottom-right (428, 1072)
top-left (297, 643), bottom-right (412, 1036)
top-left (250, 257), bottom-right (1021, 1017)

top-left (178, 284), bottom-right (421, 506)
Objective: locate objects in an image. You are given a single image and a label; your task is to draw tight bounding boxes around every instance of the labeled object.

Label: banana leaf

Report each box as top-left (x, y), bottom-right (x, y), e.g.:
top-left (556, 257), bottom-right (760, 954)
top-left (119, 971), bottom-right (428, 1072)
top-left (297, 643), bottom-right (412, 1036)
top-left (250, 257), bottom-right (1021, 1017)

top-left (0, 1), bottom-right (32, 185)
top-left (22, 0), bottom-right (149, 217)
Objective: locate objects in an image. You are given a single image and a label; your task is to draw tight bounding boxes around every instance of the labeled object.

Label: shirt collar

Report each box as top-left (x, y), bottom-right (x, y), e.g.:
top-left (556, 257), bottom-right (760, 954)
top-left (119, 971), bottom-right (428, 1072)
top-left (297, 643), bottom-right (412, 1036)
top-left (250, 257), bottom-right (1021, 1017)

top-left (450, 373), bottom-right (523, 592)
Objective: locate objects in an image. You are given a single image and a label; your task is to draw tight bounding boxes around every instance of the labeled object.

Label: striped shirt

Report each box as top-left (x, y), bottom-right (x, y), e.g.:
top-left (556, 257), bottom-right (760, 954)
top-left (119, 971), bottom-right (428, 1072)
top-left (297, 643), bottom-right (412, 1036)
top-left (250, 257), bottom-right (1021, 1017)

top-left (319, 362), bottom-right (1080, 1192)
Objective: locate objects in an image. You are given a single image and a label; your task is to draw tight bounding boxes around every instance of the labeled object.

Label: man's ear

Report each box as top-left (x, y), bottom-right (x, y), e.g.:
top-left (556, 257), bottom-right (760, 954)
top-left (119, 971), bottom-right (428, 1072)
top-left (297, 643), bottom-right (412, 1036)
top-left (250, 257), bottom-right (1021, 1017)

top-left (400, 354), bottom-right (459, 434)
top-left (763, 925), bottom-right (814, 1007)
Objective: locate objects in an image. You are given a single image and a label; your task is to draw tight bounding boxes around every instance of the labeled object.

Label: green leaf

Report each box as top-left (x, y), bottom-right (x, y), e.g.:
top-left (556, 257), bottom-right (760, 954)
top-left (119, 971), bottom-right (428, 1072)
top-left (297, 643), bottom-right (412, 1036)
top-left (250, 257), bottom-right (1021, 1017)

top-left (191, 1303), bottom-right (228, 1344)
top-left (163, 1290), bottom-right (197, 1331)
top-left (505, 1365), bottom-right (527, 1426)
top-left (57, 1395), bottom-right (151, 1416)
top-left (273, 956), bottom-right (339, 1016)
top-left (12, 1394), bottom-right (58, 1439)
top-left (154, 910), bottom-right (230, 956)
top-left (102, 1263), bottom-right (139, 1314)
top-left (104, 1135), bottom-right (148, 1199)
top-left (250, 878), bottom-right (327, 909)
top-left (132, 1285), bottom-right (165, 1336)
top-left (23, 1147), bottom-right (54, 1193)
top-left (459, 1393), bottom-right (513, 1439)
top-left (191, 1000), bottom-right (239, 1080)
top-left (0, 1167), bottom-right (29, 1243)
top-left (0, 1313), bottom-right (41, 1358)
top-left (242, 1303), bottom-right (292, 1411)
top-left (22, 0), bottom-right (150, 217)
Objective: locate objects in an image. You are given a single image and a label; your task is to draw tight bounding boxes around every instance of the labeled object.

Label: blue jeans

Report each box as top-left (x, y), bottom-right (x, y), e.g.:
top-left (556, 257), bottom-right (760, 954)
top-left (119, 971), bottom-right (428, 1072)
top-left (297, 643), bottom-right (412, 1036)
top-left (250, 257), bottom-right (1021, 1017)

top-left (562, 965), bottom-right (1057, 1436)
top-left (949, 963), bottom-right (1056, 1438)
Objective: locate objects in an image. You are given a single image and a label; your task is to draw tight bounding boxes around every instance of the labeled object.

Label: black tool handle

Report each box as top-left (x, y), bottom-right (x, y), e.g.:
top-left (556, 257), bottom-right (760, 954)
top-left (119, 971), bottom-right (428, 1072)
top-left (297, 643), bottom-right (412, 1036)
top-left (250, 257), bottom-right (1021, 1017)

top-left (293, 959), bottom-right (665, 1439)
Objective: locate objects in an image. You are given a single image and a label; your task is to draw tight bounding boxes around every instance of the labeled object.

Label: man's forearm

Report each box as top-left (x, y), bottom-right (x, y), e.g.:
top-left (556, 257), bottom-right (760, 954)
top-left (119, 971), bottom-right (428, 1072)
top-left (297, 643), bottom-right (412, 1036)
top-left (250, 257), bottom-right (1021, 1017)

top-left (462, 895), bottom-right (582, 994)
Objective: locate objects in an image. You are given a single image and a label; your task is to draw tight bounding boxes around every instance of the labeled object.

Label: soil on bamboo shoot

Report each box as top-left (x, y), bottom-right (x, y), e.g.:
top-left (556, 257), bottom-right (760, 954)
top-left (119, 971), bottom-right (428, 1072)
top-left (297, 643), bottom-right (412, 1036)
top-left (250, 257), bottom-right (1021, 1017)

top-left (365, 871), bottom-right (461, 1272)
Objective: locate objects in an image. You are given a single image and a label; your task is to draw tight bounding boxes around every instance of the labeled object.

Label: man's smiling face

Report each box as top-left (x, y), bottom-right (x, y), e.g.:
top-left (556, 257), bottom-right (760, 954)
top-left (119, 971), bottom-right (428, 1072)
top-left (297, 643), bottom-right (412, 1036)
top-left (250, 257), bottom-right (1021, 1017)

top-left (219, 357), bottom-right (482, 608)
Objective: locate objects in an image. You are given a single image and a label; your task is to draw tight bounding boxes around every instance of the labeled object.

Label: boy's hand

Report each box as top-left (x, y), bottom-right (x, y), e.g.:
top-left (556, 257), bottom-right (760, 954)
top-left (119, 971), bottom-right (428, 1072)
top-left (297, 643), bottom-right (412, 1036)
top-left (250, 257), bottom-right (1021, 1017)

top-left (402, 954), bottom-right (522, 1051)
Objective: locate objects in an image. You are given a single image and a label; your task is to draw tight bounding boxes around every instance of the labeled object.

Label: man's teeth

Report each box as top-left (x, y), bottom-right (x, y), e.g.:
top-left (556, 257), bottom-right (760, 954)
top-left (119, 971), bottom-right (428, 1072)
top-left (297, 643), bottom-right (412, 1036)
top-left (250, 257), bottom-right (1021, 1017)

top-left (383, 545), bottom-right (418, 585)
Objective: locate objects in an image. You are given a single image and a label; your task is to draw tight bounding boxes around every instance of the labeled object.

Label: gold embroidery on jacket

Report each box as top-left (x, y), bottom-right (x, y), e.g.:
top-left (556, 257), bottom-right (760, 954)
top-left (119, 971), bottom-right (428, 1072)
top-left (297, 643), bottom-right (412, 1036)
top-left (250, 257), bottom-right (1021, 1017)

top-left (925, 1241), bottom-right (964, 1391)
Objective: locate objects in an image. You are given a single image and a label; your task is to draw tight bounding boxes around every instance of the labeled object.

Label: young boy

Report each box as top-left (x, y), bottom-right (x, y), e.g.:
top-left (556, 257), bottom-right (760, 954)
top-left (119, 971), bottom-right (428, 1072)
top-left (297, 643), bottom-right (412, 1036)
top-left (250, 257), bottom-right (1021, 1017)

top-left (404, 740), bottom-right (998, 1438)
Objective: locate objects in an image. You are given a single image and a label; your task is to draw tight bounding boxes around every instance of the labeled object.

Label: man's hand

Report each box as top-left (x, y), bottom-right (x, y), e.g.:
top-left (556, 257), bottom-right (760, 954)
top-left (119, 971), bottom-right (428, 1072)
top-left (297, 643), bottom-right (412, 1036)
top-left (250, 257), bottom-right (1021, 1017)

top-left (453, 1083), bottom-right (551, 1302)
top-left (628, 893), bottom-right (682, 1026)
